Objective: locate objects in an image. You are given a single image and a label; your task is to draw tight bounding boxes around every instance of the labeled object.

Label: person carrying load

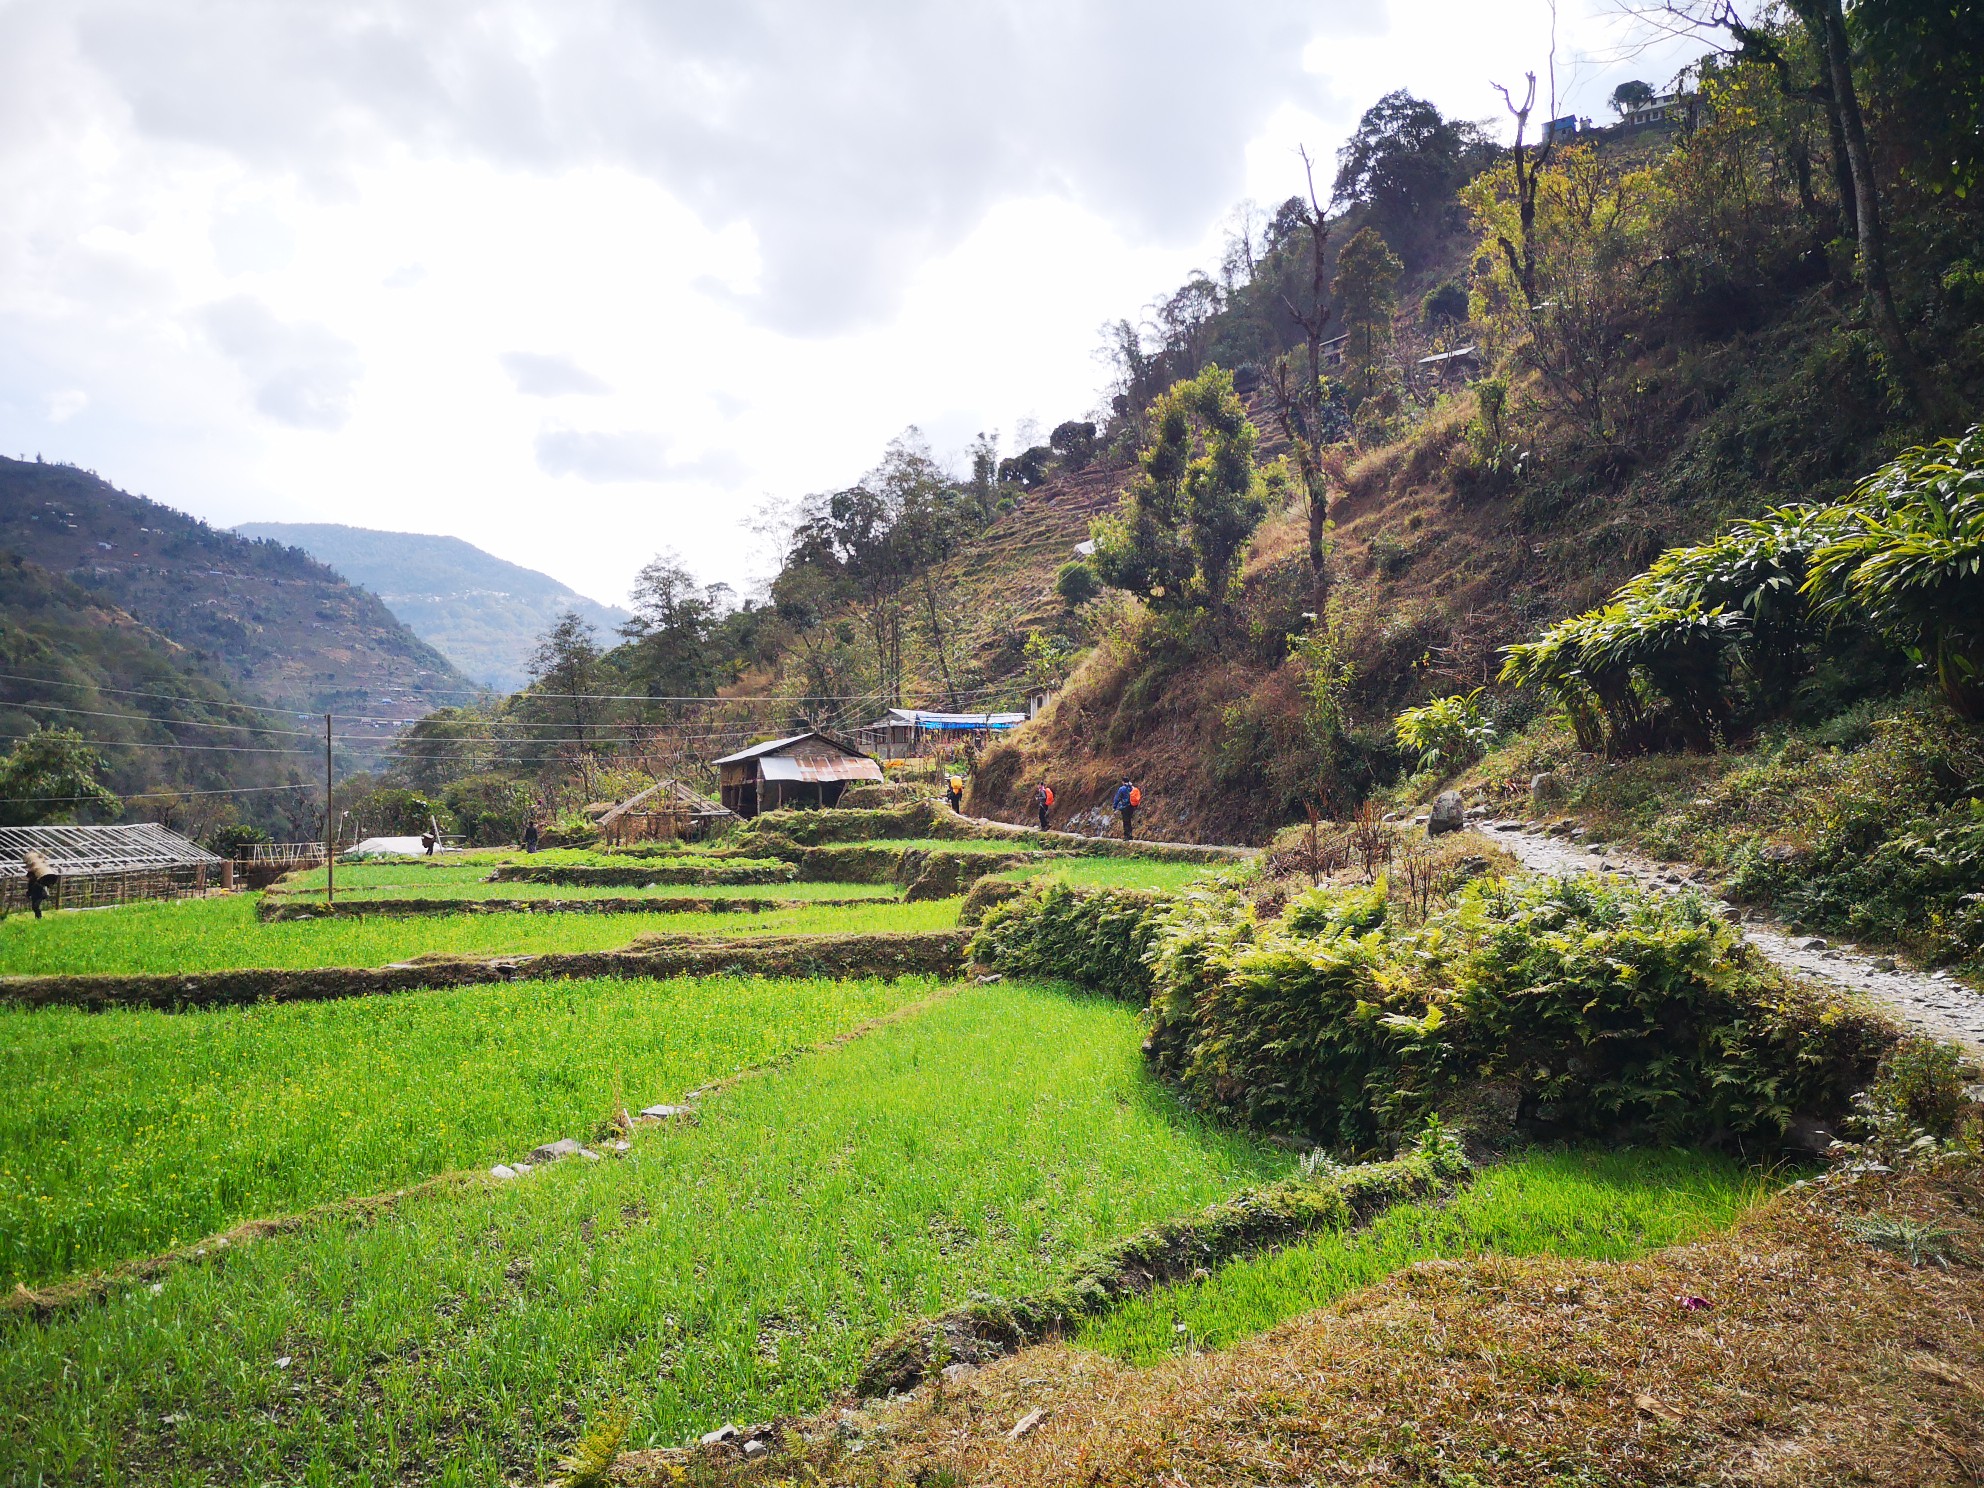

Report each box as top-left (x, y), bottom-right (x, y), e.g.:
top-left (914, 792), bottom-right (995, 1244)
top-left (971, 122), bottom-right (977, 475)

top-left (1114, 776), bottom-right (1141, 840)
top-left (1033, 781), bottom-right (1055, 832)
top-left (946, 772), bottom-right (966, 813)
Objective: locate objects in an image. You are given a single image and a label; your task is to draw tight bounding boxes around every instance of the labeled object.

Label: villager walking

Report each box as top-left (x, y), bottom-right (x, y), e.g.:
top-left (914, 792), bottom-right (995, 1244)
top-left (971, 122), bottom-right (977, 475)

top-left (1114, 776), bottom-right (1141, 840)
top-left (522, 820), bottom-right (540, 854)
top-left (23, 851), bottom-right (56, 918)
top-left (946, 772), bottom-right (965, 813)
top-left (1034, 782), bottom-right (1055, 832)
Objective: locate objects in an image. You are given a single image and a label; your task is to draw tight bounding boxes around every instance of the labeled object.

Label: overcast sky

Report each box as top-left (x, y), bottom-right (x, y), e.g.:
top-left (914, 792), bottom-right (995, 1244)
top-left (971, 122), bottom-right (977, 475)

top-left (0, 0), bottom-right (1700, 607)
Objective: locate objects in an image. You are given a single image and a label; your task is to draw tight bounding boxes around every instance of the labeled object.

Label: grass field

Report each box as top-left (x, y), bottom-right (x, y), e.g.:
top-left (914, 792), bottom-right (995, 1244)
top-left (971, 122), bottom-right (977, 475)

top-left (0, 974), bottom-right (935, 1288)
top-left (999, 857), bottom-right (1221, 893)
top-left (1078, 1148), bottom-right (1767, 1365)
top-left (0, 894), bottom-right (961, 977)
top-left (0, 981), bottom-right (1292, 1484)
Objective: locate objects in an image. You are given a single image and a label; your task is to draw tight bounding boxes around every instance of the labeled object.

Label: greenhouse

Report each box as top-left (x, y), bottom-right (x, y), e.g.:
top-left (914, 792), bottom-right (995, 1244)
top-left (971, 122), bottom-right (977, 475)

top-left (0, 823), bottom-right (227, 914)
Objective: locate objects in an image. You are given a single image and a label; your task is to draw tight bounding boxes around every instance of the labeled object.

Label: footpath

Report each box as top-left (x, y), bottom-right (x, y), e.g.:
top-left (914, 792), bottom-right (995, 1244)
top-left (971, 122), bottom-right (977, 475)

top-left (1473, 819), bottom-right (1984, 1057)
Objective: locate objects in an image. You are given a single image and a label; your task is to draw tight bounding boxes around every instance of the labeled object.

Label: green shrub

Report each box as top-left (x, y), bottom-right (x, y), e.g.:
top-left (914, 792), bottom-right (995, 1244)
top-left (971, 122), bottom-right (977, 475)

top-left (1393, 688), bottom-right (1496, 772)
top-left (966, 883), bottom-right (1165, 1002)
top-left (1147, 875), bottom-right (1897, 1148)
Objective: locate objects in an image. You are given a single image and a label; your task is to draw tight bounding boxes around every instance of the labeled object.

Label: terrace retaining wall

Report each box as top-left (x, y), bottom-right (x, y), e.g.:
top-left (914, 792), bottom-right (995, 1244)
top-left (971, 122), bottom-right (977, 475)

top-left (258, 895), bottom-right (884, 921)
top-left (0, 931), bottom-right (970, 1011)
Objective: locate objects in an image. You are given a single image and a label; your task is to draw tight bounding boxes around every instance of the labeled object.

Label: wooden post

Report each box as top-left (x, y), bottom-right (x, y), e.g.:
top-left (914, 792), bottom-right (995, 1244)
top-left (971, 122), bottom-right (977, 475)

top-left (324, 713), bottom-right (335, 906)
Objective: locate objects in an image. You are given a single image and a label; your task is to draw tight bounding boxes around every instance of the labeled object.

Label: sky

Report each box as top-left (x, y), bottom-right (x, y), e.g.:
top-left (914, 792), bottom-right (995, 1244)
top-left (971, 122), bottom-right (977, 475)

top-left (0, 0), bottom-right (1703, 608)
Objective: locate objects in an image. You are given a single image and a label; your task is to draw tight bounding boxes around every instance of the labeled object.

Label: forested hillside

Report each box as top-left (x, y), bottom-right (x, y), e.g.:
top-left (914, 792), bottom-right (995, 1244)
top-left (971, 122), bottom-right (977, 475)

top-left (234, 522), bottom-right (630, 692)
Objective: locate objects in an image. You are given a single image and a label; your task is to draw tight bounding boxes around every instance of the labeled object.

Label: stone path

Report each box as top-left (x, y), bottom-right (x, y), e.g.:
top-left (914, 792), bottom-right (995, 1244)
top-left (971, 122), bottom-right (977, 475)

top-left (1473, 818), bottom-right (1984, 1057)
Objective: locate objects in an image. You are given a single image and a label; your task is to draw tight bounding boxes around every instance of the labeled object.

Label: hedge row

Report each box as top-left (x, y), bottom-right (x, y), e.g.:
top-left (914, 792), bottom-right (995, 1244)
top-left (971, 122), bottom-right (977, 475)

top-left (0, 931), bottom-right (970, 1011)
top-left (489, 858), bottom-right (796, 887)
top-left (857, 1127), bottom-right (1468, 1396)
top-left (969, 875), bottom-right (1901, 1148)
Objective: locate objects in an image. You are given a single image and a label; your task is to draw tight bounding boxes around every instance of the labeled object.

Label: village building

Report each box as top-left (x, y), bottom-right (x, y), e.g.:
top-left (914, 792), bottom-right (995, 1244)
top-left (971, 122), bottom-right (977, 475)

top-left (713, 731), bottom-right (884, 818)
top-left (0, 822), bottom-right (228, 913)
top-left (592, 778), bottom-right (734, 844)
top-left (849, 708), bottom-right (1028, 759)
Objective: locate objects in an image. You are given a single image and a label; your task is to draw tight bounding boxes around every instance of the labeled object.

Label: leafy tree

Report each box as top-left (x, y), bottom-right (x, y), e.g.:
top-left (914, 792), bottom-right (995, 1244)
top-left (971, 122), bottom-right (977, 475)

top-left (1091, 366), bottom-right (1267, 613)
top-left (619, 549), bottom-right (716, 699)
top-left (1055, 560), bottom-right (1102, 609)
top-left (527, 610), bottom-right (605, 747)
top-left (1049, 420), bottom-right (1098, 468)
top-left (1609, 79), bottom-right (1657, 116)
top-left (1331, 227), bottom-right (1403, 405)
top-left (1420, 280), bottom-right (1469, 329)
top-left (1331, 90), bottom-right (1494, 267)
top-left (997, 446), bottom-right (1052, 489)
top-left (0, 727), bottom-right (119, 826)
top-left (442, 772), bottom-right (540, 846)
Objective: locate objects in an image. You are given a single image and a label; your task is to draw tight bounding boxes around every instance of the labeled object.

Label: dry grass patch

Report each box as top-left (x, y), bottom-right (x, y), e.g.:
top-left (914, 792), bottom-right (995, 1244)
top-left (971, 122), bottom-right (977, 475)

top-left (713, 1165), bottom-right (1983, 1486)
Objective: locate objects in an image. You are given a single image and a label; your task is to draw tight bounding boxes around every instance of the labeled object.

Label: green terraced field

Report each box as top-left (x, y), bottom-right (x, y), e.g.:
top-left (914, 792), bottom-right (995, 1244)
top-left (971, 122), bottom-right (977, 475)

top-left (0, 974), bottom-right (934, 1287)
top-left (0, 894), bottom-right (960, 977)
top-left (1078, 1147), bottom-right (1766, 1364)
top-left (0, 981), bottom-right (1291, 1484)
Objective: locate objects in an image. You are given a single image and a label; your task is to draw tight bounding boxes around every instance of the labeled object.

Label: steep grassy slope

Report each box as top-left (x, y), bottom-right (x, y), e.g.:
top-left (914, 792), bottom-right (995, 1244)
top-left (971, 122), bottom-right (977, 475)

top-left (0, 459), bottom-right (476, 737)
top-left (235, 521), bottom-right (629, 691)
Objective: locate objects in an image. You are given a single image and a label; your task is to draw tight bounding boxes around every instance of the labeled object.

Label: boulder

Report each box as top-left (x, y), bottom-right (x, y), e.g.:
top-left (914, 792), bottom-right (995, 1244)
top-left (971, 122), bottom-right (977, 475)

top-left (1530, 771), bottom-right (1567, 807)
top-left (1427, 792), bottom-right (1466, 836)
top-left (528, 1138), bottom-right (582, 1163)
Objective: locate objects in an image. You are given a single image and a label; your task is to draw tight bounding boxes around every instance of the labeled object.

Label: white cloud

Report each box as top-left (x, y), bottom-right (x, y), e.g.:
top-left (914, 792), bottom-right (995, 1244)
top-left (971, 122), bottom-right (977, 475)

top-left (0, 0), bottom-right (1714, 605)
top-left (502, 351), bottom-right (609, 397)
top-left (201, 295), bottom-right (362, 430)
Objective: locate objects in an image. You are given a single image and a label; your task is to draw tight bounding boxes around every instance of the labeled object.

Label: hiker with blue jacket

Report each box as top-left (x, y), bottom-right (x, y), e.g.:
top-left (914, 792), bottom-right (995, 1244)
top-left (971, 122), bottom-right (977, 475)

top-left (1114, 776), bottom-right (1141, 840)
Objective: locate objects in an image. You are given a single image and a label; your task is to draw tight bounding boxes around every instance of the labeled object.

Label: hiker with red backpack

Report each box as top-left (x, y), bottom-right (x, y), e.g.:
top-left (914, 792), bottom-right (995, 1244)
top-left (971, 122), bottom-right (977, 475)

top-left (1113, 776), bottom-right (1141, 840)
top-left (1033, 782), bottom-right (1055, 832)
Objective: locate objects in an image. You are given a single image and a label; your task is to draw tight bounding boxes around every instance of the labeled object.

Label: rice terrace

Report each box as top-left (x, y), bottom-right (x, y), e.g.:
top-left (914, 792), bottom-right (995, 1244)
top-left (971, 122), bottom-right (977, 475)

top-left (6, 1), bottom-right (1984, 1483)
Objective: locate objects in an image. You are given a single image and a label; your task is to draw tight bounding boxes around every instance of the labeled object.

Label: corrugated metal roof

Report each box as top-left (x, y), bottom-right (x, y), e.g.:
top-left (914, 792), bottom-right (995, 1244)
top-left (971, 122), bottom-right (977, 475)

top-left (712, 730), bottom-right (871, 766)
top-left (758, 755), bottom-right (884, 784)
top-left (879, 708), bottom-right (1026, 730)
top-left (0, 823), bottom-right (224, 878)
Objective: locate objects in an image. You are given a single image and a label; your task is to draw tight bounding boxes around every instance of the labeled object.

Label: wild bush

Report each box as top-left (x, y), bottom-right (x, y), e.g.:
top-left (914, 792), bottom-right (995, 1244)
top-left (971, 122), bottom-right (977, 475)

top-left (1393, 688), bottom-right (1495, 772)
top-left (981, 871), bottom-right (1896, 1150)
top-left (966, 883), bottom-right (1165, 1003)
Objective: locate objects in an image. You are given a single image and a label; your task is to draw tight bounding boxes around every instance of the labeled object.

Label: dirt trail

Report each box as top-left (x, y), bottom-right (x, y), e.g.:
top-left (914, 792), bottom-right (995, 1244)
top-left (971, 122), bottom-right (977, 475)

top-left (1472, 819), bottom-right (1984, 1056)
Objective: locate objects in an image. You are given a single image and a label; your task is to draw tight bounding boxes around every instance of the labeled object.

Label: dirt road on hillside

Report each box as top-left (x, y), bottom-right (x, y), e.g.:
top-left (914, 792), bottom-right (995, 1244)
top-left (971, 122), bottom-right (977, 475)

top-left (1473, 819), bottom-right (1984, 1057)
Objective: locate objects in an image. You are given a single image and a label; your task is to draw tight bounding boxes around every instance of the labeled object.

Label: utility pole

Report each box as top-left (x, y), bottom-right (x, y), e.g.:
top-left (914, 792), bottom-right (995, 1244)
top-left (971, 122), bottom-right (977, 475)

top-left (324, 712), bottom-right (335, 906)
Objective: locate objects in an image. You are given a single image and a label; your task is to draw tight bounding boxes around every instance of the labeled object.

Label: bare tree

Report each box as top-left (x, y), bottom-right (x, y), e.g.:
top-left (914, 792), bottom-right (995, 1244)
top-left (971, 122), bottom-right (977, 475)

top-left (1487, 72), bottom-right (1557, 307)
top-left (1267, 147), bottom-right (1340, 624)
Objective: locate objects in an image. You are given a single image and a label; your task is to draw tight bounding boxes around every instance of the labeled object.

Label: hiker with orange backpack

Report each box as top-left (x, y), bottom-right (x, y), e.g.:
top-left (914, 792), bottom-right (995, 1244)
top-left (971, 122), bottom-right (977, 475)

top-left (1033, 781), bottom-right (1055, 832)
top-left (1113, 776), bottom-right (1141, 840)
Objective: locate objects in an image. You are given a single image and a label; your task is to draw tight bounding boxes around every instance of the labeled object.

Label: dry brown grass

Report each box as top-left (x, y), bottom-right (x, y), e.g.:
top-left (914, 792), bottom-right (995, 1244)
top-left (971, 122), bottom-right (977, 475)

top-left (648, 1165), bottom-right (1984, 1486)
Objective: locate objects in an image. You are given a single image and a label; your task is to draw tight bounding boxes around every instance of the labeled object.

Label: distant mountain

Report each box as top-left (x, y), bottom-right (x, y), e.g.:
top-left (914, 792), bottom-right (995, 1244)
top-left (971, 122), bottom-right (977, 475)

top-left (233, 522), bottom-right (631, 691)
top-left (0, 457), bottom-right (477, 745)
top-left (0, 552), bottom-right (318, 835)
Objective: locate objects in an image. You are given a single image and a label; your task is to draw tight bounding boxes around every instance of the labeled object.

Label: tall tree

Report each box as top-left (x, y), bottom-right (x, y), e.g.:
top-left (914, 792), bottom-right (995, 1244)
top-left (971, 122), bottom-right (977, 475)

top-left (526, 610), bottom-right (605, 748)
top-left (0, 727), bottom-right (119, 826)
top-left (620, 549), bottom-right (715, 699)
top-left (1331, 90), bottom-right (1495, 268)
top-left (1266, 150), bottom-right (1346, 623)
top-left (1332, 227), bottom-right (1404, 406)
top-left (1092, 366), bottom-right (1267, 613)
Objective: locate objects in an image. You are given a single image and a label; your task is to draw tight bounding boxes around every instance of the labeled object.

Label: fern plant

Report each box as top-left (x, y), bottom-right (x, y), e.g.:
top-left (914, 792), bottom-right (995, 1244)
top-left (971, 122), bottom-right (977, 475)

top-left (551, 1402), bottom-right (633, 1488)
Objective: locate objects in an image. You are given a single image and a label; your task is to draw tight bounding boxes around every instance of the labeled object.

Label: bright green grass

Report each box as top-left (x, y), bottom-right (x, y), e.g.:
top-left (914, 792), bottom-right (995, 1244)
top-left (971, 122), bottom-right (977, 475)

top-left (1000, 857), bottom-right (1219, 893)
top-left (0, 982), bottom-right (1291, 1485)
top-left (281, 878), bottom-right (902, 903)
top-left (0, 896), bottom-right (960, 977)
top-left (1078, 1147), bottom-right (1766, 1365)
top-left (0, 975), bottom-right (931, 1288)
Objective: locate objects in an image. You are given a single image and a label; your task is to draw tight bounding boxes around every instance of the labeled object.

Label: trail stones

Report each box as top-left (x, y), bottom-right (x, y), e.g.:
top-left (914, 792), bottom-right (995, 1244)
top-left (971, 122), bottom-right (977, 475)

top-left (490, 1164), bottom-right (519, 1180)
top-left (1801, 938), bottom-right (1830, 952)
top-left (639, 1104), bottom-right (693, 1121)
top-left (1427, 792), bottom-right (1465, 837)
top-left (528, 1138), bottom-right (582, 1163)
top-left (700, 1424), bottom-right (740, 1448)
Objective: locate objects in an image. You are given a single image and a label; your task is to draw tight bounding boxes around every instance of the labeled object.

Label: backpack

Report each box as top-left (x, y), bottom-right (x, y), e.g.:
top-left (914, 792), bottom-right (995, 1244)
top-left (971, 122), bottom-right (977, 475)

top-left (949, 775), bottom-right (964, 794)
top-left (1042, 786), bottom-right (1055, 807)
top-left (1129, 785), bottom-right (1142, 807)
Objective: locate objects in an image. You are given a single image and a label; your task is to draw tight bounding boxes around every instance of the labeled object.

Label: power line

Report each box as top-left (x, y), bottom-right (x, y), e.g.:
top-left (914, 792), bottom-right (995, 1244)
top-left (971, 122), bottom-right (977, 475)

top-left (0, 700), bottom-right (314, 737)
top-left (3, 782), bottom-right (319, 803)
top-left (0, 733), bottom-right (319, 757)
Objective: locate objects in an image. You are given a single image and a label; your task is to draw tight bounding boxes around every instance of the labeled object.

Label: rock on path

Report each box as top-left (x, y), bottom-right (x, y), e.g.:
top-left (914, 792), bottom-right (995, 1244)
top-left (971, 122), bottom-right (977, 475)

top-left (1474, 820), bottom-right (1984, 1057)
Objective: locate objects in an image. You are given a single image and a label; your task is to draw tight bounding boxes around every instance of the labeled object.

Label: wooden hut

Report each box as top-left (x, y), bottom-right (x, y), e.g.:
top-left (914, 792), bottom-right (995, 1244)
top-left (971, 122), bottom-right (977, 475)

top-left (0, 823), bottom-right (228, 913)
top-left (596, 779), bottom-right (734, 844)
top-left (713, 732), bottom-right (883, 818)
